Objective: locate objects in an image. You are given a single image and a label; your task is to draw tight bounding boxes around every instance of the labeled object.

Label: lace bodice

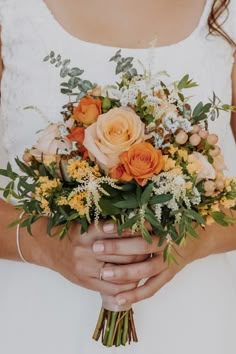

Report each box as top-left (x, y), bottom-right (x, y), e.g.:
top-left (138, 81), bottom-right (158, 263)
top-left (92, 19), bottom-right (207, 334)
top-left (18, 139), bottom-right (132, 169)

top-left (0, 0), bottom-right (236, 173)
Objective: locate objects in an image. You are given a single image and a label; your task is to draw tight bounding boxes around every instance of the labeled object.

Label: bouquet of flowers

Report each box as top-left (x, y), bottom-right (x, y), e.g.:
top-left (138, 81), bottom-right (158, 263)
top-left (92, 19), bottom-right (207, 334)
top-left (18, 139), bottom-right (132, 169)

top-left (1, 50), bottom-right (236, 347)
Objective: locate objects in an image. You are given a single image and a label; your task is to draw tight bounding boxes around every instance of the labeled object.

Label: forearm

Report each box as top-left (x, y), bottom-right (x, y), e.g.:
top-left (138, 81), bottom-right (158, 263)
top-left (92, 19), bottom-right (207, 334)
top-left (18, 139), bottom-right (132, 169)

top-left (231, 112), bottom-right (236, 141)
top-left (202, 210), bottom-right (236, 256)
top-left (0, 198), bottom-right (40, 262)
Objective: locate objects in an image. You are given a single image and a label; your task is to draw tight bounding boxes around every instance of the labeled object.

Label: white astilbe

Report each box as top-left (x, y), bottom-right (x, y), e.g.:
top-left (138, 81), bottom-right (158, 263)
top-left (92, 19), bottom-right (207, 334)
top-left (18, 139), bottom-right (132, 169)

top-left (189, 187), bottom-right (201, 205)
top-left (68, 177), bottom-right (121, 224)
top-left (152, 172), bottom-right (196, 222)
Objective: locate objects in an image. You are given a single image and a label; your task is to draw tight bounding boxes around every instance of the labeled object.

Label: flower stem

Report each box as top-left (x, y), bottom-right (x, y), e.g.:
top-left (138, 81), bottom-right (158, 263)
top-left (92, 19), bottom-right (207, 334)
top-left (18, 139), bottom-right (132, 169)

top-left (92, 307), bottom-right (138, 347)
top-left (107, 311), bottom-right (118, 346)
top-left (92, 307), bottom-right (105, 341)
top-left (121, 312), bottom-right (129, 345)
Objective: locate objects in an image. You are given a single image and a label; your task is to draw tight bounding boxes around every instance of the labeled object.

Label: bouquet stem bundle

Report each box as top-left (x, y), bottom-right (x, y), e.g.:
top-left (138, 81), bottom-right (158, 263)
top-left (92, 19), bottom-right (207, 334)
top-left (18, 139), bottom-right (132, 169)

top-left (93, 308), bottom-right (138, 346)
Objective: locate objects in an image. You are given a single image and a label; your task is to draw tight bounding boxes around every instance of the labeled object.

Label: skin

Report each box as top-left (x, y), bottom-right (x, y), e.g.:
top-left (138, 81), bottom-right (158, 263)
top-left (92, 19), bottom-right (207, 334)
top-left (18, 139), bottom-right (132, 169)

top-left (0, 0), bottom-right (236, 306)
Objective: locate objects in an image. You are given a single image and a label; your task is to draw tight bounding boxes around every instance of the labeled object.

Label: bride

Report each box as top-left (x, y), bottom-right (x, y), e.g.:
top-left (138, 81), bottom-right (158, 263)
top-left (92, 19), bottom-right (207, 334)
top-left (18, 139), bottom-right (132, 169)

top-left (0, 0), bottom-right (236, 353)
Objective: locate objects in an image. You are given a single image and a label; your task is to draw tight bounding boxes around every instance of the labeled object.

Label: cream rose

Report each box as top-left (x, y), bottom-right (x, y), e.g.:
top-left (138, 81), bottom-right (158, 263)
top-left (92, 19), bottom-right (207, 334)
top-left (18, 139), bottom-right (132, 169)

top-left (192, 151), bottom-right (216, 182)
top-left (83, 107), bottom-right (147, 169)
top-left (31, 120), bottom-right (74, 160)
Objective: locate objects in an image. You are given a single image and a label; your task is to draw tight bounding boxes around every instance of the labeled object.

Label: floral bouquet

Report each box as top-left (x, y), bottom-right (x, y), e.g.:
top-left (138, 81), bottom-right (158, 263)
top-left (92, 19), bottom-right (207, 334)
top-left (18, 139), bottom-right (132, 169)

top-left (1, 50), bottom-right (236, 347)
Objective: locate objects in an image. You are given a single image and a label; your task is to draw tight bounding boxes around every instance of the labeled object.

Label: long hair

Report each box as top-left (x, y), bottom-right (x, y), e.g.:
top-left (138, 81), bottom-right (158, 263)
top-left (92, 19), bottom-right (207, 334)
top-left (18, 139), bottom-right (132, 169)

top-left (208, 0), bottom-right (236, 47)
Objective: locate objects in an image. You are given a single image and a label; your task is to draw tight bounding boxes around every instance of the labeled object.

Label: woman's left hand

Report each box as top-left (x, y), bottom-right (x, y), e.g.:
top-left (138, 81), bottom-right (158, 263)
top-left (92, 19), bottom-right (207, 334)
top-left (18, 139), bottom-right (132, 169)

top-left (92, 224), bottom-right (214, 306)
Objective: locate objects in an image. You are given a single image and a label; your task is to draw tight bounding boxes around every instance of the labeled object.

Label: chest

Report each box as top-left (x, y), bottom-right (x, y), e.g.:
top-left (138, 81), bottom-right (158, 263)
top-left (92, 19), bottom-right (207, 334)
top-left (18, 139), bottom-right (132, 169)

top-left (43, 0), bottom-right (208, 48)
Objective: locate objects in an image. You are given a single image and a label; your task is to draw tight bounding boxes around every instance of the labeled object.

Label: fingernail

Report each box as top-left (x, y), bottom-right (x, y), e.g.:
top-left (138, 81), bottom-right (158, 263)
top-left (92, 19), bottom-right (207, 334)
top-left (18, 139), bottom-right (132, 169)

top-left (116, 298), bottom-right (126, 306)
top-left (93, 242), bottom-right (104, 253)
top-left (103, 223), bottom-right (115, 233)
top-left (103, 270), bottom-right (114, 278)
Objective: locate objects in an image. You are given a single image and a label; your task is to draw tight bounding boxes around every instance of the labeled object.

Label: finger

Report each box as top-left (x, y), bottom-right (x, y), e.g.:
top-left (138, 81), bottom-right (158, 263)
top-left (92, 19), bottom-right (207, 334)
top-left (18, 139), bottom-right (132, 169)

top-left (101, 255), bottom-right (167, 283)
top-left (94, 254), bottom-right (149, 264)
top-left (73, 257), bottom-right (105, 279)
top-left (87, 278), bottom-right (138, 297)
top-left (114, 268), bottom-right (175, 305)
top-left (92, 236), bottom-right (164, 256)
top-left (103, 221), bottom-right (152, 237)
top-left (70, 221), bottom-right (119, 246)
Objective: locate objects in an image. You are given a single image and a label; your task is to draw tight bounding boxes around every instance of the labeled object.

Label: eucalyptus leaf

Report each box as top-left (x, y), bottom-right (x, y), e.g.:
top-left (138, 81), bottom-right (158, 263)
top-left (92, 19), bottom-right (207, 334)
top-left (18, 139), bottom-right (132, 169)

top-left (69, 67), bottom-right (84, 77)
top-left (60, 66), bottom-right (70, 78)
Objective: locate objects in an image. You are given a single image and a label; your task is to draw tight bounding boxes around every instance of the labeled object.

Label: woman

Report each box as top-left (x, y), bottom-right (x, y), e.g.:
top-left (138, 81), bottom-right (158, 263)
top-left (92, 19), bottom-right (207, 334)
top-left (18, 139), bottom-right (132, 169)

top-left (0, 0), bottom-right (236, 353)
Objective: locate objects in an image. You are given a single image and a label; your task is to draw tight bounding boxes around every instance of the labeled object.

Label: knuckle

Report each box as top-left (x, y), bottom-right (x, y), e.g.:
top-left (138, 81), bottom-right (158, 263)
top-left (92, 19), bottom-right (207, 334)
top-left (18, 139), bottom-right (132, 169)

top-left (107, 240), bottom-right (119, 254)
top-left (117, 267), bottom-right (128, 280)
top-left (110, 284), bottom-right (121, 296)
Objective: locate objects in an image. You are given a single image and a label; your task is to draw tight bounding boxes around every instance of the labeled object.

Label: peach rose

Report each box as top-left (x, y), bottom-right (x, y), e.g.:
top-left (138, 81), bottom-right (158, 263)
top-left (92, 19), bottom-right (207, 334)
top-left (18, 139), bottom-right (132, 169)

top-left (83, 107), bottom-right (147, 169)
top-left (110, 142), bottom-right (164, 185)
top-left (73, 96), bottom-right (102, 125)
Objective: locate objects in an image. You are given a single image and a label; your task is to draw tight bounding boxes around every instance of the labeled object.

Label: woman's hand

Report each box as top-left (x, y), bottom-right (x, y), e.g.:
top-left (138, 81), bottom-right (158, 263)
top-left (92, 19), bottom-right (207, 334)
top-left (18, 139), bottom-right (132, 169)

top-left (20, 218), bottom-right (146, 296)
top-left (92, 224), bottom-right (215, 305)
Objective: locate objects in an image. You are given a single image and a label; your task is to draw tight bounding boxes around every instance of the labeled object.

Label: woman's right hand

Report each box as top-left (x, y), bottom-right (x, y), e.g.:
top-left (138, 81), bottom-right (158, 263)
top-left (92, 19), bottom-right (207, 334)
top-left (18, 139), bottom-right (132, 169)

top-left (20, 217), bottom-right (142, 296)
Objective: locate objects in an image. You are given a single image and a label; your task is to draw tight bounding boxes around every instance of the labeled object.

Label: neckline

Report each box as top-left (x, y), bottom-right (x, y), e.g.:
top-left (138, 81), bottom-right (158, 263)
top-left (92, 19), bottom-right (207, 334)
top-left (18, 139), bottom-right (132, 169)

top-left (40, 0), bottom-right (211, 51)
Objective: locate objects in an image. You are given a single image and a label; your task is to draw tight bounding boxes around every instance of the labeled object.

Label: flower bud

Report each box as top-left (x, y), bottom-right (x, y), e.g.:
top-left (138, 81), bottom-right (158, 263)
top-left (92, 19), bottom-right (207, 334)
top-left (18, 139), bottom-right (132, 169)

top-left (191, 125), bottom-right (200, 134)
top-left (207, 134), bottom-right (219, 145)
top-left (102, 97), bottom-right (112, 113)
top-left (175, 130), bottom-right (188, 145)
top-left (189, 134), bottom-right (201, 146)
top-left (199, 129), bottom-right (209, 139)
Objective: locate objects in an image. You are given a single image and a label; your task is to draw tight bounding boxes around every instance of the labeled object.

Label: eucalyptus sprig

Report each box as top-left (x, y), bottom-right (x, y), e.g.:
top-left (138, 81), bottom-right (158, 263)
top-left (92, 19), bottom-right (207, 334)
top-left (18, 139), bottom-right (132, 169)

top-left (44, 51), bottom-right (96, 101)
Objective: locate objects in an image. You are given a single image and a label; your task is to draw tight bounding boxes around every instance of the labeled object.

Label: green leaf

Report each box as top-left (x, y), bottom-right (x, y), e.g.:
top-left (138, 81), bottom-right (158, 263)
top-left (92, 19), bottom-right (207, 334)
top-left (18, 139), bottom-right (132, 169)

top-left (185, 209), bottom-right (205, 225)
top-left (149, 194), bottom-right (173, 205)
top-left (202, 103), bottom-right (212, 114)
top-left (67, 213), bottom-right (80, 221)
top-left (136, 185), bottom-right (142, 206)
top-left (68, 77), bottom-right (80, 90)
top-left (211, 211), bottom-right (236, 227)
top-left (177, 75), bottom-right (189, 90)
top-left (15, 158), bottom-right (36, 177)
top-left (60, 66), bottom-right (70, 78)
top-left (163, 243), bottom-right (171, 262)
top-left (141, 183), bottom-right (153, 205)
top-left (145, 208), bottom-right (162, 230)
top-left (69, 67), bottom-right (84, 77)
top-left (192, 102), bottom-right (203, 117)
top-left (117, 215), bottom-right (139, 235)
top-left (113, 197), bottom-right (139, 209)
top-left (61, 88), bottom-right (72, 95)
top-left (99, 198), bottom-right (121, 215)
top-left (141, 226), bottom-right (152, 244)
top-left (186, 223), bottom-right (199, 238)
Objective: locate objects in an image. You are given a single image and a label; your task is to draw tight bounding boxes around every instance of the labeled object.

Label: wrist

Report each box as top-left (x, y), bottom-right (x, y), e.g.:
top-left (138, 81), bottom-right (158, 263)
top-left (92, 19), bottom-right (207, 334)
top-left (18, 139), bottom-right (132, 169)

top-left (19, 217), bottom-right (50, 267)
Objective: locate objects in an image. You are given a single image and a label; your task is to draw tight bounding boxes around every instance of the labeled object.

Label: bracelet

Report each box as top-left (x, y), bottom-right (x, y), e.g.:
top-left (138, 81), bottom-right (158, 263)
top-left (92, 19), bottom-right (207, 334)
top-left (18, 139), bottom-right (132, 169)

top-left (16, 211), bottom-right (29, 263)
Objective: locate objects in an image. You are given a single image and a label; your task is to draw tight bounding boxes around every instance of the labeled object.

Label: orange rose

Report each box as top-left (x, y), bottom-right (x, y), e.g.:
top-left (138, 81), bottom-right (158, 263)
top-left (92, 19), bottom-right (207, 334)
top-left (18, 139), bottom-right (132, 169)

top-left (67, 127), bottom-right (88, 160)
top-left (113, 142), bottom-right (163, 185)
top-left (109, 164), bottom-right (133, 182)
top-left (67, 127), bottom-right (85, 144)
top-left (73, 96), bottom-right (102, 125)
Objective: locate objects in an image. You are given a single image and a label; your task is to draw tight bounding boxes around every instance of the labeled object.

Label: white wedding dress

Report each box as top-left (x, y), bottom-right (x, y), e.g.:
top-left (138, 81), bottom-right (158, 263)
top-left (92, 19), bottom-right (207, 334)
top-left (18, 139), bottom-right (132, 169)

top-left (0, 0), bottom-right (236, 353)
